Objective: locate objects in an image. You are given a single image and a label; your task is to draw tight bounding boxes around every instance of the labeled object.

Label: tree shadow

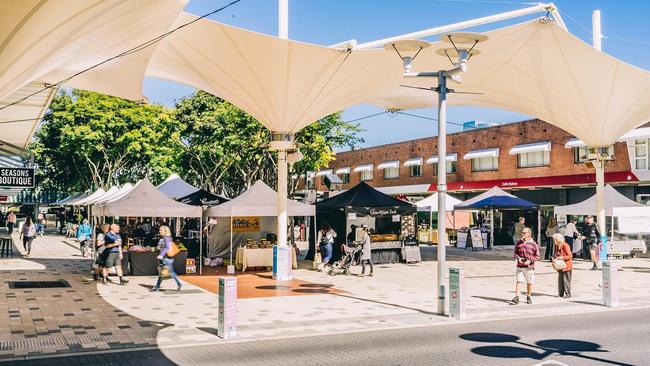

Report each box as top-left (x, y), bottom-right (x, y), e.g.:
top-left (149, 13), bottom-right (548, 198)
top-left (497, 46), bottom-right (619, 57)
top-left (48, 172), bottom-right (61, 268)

top-left (461, 332), bottom-right (633, 366)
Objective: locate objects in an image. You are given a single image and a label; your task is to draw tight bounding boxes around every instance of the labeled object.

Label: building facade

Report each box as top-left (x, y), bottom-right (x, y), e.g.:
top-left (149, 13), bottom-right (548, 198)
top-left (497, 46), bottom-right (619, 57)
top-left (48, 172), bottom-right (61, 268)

top-left (310, 119), bottom-right (650, 206)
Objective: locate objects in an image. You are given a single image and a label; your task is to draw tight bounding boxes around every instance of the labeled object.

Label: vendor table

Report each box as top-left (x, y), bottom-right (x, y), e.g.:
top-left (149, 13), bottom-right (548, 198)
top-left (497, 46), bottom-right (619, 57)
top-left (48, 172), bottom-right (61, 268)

top-left (128, 251), bottom-right (187, 276)
top-left (235, 247), bottom-right (298, 272)
top-left (370, 241), bottom-right (402, 264)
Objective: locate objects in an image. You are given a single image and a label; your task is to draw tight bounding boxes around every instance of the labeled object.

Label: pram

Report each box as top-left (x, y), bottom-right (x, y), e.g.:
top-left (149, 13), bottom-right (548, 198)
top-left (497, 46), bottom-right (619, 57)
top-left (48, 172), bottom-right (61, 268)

top-left (327, 243), bottom-right (361, 276)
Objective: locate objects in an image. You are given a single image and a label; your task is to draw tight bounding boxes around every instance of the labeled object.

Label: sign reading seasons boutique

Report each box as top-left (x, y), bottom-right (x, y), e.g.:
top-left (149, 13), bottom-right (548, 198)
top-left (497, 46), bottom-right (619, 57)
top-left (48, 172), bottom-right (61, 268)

top-left (0, 168), bottom-right (35, 188)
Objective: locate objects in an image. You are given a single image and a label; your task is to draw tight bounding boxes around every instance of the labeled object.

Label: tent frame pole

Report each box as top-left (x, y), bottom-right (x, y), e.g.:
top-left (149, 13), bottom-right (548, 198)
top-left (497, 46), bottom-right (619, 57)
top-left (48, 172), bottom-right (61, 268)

top-left (490, 209), bottom-right (494, 250)
top-left (199, 207), bottom-right (204, 275)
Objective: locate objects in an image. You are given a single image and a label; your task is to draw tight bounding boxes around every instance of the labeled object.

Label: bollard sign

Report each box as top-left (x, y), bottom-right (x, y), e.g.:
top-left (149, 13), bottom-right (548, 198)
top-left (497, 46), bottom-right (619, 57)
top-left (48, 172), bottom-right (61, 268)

top-left (602, 261), bottom-right (618, 307)
top-left (449, 267), bottom-right (466, 319)
top-left (218, 277), bottom-right (237, 339)
top-left (0, 168), bottom-right (34, 188)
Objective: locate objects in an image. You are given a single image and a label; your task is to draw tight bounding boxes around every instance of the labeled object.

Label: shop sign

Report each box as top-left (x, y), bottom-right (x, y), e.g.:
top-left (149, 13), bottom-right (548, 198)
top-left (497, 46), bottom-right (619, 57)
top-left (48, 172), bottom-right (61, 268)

top-left (369, 207), bottom-right (398, 216)
top-left (347, 212), bottom-right (357, 220)
top-left (392, 214), bottom-right (400, 222)
top-left (232, 216), bottom-right (260, 232)
top-left (602, 261), bottom-right (618, 307)
top-left (0, 196), bottom-right (7, 202)
top-left (0, 168), bottom-right (35, 188)
top-left (185, 258), bottom-right (196, 274)
top-left (218, 277), bottom-right (237, 339)
top-left (469, 229), bottom-right (483, 248)
top-left (449, 267), bottom-right (465, 319)
top-left (599, 235), bottom-right (608, 263)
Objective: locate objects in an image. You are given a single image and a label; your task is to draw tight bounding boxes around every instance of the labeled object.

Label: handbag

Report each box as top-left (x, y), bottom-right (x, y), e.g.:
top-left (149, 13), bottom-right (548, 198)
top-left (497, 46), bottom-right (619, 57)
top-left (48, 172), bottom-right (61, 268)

top-left (552, 257), bottom-right (566, 271)
top-left (312, 251), bottom-right (322, 270)
top-left (158, 264), bottom-right (171, 278)
top-left (166, 241), bottom-right (180, 258)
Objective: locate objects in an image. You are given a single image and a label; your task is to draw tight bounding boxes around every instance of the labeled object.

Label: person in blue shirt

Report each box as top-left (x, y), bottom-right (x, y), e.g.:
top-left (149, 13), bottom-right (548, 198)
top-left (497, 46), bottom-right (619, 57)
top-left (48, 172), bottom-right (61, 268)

top-left (76, 219), bottom-right (92, 257)
top-left (151, 225), bottom-right (182, 292)
top-left (100, 224), bottom-right (128, 285)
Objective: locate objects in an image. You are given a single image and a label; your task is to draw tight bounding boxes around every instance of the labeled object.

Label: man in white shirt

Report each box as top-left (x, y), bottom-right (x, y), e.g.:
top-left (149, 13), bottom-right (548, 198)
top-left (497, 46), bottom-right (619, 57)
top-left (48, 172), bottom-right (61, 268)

top-left (563, 219), bottom-right (578, 254)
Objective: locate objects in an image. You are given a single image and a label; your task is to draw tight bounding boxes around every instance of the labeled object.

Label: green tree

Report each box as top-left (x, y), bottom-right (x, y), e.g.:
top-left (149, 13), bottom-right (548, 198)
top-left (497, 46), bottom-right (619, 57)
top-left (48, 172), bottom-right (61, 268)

top-left (31, 90), bottom-right (180, 192)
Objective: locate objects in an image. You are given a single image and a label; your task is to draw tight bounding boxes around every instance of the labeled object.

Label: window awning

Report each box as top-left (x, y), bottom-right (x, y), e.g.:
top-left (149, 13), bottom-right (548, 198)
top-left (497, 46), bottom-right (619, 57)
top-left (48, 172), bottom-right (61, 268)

top-left (404, 157), bottom-right (423, 167)
top-left (427, 153), bottom-right (458, 164)
top-left (353, 164), bottom-right (373, 173)
top-left (617, 127), bottom-right (650, 142)
top-left (565, 138), bottom-right (587, 148)
top-left (377, 160), bottom-right (399, 169)
top-left (509, 141), bottom-right (551, 155)
top-left (335, 167), bottom-right (350, 174)
top-left (316, 169), bottom-right (332, 177)
top-left (463, 148), bottom-right (499, 160)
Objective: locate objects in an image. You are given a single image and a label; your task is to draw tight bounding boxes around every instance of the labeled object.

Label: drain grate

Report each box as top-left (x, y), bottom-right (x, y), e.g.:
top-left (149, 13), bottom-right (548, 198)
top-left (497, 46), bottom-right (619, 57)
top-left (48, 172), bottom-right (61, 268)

top-left (8, 280), bottom-right (71, 289)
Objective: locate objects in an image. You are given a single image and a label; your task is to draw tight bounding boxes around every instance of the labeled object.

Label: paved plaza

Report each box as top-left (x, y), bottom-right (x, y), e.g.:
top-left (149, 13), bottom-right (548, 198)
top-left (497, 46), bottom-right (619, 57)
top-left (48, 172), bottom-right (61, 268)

top-left (2, 234), bottom-right (650, 363)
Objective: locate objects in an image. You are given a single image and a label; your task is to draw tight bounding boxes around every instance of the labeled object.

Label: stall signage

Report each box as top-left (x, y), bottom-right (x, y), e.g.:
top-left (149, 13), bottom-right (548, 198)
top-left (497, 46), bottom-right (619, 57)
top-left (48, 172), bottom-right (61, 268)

top-left (599, 235), bottom-right (608, 263)
top-left (449, 267), bottom-right (466, 319)
top-left (218, 277), bottom-right (237, 339)
top-left (0, 196), bottom-right (7, 202)
top-left (272, 245), bottom-right (292, 281)
top-left (392, 214), bottom-right (400, 222)
top-left (369, 208), bottom-right (398, 216)
top-left (347, 212), bottom-right (357, 220)
top-left (456, 232), bottom-right (468, 249)
top-left (469, 229), bottom-right (483, 248)
top-left (185, 258), bottom-right (196, 274)
top-left (602, 261), bottom-right (618, 307)
top-left (232, 216), bottom-right (260, 232)
top-left (0, 168), bottom-right (35, 188)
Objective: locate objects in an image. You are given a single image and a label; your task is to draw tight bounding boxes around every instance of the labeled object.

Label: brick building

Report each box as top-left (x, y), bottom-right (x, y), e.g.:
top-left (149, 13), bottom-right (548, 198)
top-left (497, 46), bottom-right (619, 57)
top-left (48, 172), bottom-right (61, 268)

top-left (308, 119), bottom-right (650, 207)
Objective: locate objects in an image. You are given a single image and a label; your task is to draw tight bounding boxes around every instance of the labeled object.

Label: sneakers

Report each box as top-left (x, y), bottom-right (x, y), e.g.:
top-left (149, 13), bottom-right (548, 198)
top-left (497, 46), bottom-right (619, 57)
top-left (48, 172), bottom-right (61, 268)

top-left (102, 277), bottom-right (108, 285)
top-left (368, 272), bottom-right (374, 277)
top-left (177, 284), bottom-right (182, 292)
top-left (526, 296), bottom-right (532, 304)
top-left (150, 287), bottom-right (160, 292)
top-left (510, 296), bottom-right (519, 304)
top-left (564, 294), bottom-right (572, 298)
top-left (590, 264), bottom-right (598, 271)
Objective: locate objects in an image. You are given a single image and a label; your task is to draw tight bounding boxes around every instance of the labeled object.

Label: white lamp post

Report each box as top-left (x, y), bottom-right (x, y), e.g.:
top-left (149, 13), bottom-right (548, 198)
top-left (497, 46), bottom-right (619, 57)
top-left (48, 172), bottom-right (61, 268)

top-left (387, 32), bottom-right (487, 315)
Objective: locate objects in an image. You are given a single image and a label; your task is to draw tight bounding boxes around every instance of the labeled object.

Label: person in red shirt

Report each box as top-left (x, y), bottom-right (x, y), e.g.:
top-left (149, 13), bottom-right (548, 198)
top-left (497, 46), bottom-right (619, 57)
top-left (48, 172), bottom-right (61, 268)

top-left (552, 233), bottom-right (574, 298)
top-left (511, 227), bottom-right (540, 305)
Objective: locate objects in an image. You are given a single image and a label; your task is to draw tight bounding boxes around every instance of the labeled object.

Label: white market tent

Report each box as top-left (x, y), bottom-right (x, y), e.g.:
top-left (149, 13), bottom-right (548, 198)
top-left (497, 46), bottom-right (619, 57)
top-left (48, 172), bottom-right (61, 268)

top-left (69, 188), bottom-right (106, 206)
top-left (612, 206), bottom-right (650, 234)
top-left (554, 185), bottom-right (642, 216)
top-left (76, 186), bottom-right (118, 206)
top-left (157, 174), bottom-right (200, 199)
top-left (93, 178), bottom-right (201, 218)
top-left (416, 192), bottom-right (462, 212)
top-left (93, 183), bottom-right (134, 205)
top-left (208, 181), bottom-right (314, 217)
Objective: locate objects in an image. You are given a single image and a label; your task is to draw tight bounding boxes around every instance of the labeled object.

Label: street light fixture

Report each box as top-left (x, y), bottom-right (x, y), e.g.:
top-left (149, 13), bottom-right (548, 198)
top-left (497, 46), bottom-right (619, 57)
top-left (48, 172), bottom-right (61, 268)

top-left (387, 32), bottom-right (487, 316)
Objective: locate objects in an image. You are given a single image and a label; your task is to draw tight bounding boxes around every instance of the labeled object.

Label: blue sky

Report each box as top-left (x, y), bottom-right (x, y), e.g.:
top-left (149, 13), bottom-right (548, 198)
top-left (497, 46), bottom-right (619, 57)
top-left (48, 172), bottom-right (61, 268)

top-left (143, 0), bottom-right (650, 148)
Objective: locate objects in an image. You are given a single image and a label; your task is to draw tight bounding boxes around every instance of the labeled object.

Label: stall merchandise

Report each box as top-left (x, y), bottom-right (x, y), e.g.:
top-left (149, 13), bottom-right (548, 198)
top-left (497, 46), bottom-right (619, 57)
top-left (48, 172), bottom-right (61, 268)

top-left (314, 182), bottom-right (417, 264)
top-left (415, 192), bottom-right (470, 244)
top-left (235, 246), bottom-right (298, 272)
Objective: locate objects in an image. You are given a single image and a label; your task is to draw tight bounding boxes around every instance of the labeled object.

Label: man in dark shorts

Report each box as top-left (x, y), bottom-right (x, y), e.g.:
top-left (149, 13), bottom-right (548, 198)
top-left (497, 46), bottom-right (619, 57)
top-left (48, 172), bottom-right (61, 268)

top-left (100, 224), bottom-right (128, 285)
top-left (581, 215), bottom-right (601, 270)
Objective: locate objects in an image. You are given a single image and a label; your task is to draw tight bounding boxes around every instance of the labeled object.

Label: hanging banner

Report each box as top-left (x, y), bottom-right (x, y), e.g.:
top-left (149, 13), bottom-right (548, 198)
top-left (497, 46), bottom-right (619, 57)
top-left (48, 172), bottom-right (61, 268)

top-left (231, 216), bottom-right (260, 232)
top-left (0, 168), bottom-right (35, 188)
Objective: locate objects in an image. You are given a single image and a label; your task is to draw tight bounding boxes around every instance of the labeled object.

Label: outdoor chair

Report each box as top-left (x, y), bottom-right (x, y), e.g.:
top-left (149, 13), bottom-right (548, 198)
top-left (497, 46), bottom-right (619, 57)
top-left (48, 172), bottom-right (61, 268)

top-left (0, 236), bottom-right (14, 258)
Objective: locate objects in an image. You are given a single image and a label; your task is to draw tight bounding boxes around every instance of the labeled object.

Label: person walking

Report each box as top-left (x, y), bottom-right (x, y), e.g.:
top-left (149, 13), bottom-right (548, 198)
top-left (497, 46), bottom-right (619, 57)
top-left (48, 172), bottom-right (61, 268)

top-left (6, 211), bottom-right (16, 235)
top-left (36, 212), bottom-right (45, 236)
top-left (360, 226), bottom-right (373, 277)
top-left (511, 227), bottom-right (540, 305)
top-left (93, 224), bottom-right (110, 281)
top-left (552, 233), bottom-right (573, 298)
top-left (20, 216), bottom-right (36, 257)
top-left (76, 219), bottom-right (92, 257)
top-left (563, 218), bottom-right (579, 256)
top-left (100, 224), bottom-right (128, 285)
top-left (581, 215), bottom-right (601, 270)
top-left (512, 217), bottom-right (525, 244)
top-left (151, 225), bottom-right (182, 292)
top-left (316, 223), bottom-right (337, 271)
top-left (544, 218), bottom-right (559, 261)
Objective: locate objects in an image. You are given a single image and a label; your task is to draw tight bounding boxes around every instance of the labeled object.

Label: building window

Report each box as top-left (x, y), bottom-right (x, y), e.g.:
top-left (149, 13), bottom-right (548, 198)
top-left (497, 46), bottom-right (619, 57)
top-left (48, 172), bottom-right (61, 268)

top-left (339, 172), bottom-right (350, 183)
top-left (518, 151), bottom-right (550, 168)
top-left (360, 170), bottom-right (373, 181)
top-left (471, 157), bottom-right (498, 172)
top-left (433, 161), bottom-right (457, 175)
top-left (633, 139), bottom-right (649, 170)
top-left (384, 167), bottom-right (399, 179)
top-left (410, 165), bottom-right (422, 177)
top-left (574, 146), bottom-right (614, 163)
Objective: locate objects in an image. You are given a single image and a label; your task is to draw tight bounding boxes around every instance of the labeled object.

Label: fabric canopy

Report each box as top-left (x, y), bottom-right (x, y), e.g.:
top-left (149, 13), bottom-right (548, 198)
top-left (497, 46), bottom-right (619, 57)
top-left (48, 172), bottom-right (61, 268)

top-left (416, 192), bottom-right (462, 212)
top-left (54, 192), bottom-right (86, 206)
top-left (93, 184), bottom-right (134, 205)
top-left (207, 180), bottom-right (314, 217)
top-left (611, 207), bottom-right (650, 234)
top-left (455, 187), bottom-right (538, 210)
top-left (317, 181), bottom-right (416, 215)
top-left (69, 188), bottom-right (106, 206)
top-left (157, 174), bottom-right (200, 199)
top-left (93, 178), bottom-right (201, 217)
top-left (554, 185), bottom-right (641, 216)
top-left (177, 189), bottom-right (229, 206)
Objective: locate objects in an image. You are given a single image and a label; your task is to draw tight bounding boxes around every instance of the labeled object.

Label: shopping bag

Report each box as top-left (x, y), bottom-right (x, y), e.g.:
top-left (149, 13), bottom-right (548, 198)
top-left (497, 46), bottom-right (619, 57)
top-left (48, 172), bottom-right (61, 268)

top-left (552, 257), bottom-right (566, 271)
top-left (158, 264), bottom-right (171, 279)
top-left (312, 252), bottom-right (322, 270)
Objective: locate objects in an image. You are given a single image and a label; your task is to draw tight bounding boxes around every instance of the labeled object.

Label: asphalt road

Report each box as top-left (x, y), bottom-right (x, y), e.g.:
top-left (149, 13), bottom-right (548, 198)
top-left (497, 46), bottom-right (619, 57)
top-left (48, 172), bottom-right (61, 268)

top-left (5, 307), bottom-right (650, 366)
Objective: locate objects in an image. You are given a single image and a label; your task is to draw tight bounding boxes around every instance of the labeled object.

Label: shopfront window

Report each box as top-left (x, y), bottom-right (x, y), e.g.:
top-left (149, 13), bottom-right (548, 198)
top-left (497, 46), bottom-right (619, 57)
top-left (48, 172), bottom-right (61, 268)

top-left (471, 157), bottom-right (498, 172)
top-left (518, 151), bottom-right (550, 168)
top-left (384, 167), bottom-right (399, 179)
top-left (360, 170), bottom-right (373, 181)
top-left (433, 161), bottom-right (457, 175)
top-left (339, 172), bottom-right (350, 183)
top-left (574, 146), bottom-right (614, 163)
top-left (410, 165), bottom-right (422, 177)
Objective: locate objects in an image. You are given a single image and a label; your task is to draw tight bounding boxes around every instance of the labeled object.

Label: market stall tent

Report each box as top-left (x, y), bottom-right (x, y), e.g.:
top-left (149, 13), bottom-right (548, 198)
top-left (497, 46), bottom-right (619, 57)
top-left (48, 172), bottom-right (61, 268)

top-left (415, 193), bottom-right (470, 241)
top-left (157, 174), bottom-right (200, 200)
top-left (553, 185), bottom-right (641, 216)
top-left (177, 189), bottom-right (229, 206)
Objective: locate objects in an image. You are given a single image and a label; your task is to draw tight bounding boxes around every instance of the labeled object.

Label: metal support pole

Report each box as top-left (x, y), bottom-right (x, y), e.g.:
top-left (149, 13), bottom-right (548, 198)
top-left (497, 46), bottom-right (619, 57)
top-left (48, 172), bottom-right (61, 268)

top-left (278, 0), bottom-right (288, 39)
top-left (592, 10), bottom-right (602, 51)
top-left (490, 209), bottom-right (494, 250)
top-left (199, 208), bottom-right (204, 275)
top-left (437, 73), bottom-right (448, 316)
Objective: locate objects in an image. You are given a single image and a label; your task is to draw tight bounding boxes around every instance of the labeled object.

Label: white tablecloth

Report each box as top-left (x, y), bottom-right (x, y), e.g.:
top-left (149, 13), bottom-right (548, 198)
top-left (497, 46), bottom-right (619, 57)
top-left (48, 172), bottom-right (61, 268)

top-left (235, 247), bottom-right (298, 272)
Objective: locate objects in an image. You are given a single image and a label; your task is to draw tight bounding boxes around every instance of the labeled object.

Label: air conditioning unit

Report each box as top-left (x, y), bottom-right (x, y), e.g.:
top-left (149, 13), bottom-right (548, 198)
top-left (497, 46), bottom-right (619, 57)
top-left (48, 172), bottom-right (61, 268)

top-left (323, 174), bottom-right (343, 191)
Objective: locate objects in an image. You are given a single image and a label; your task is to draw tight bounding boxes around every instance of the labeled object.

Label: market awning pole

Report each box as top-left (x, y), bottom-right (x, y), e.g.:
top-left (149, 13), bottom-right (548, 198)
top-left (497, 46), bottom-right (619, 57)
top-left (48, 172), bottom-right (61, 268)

top-left (592, 9), bottom-right (607, 238)
top-left (490, 209), bottom-right (494, 250)
top-left (199, 207), bottom-right (204, 275)
top-left (429, 206), bottom-right (433, 244)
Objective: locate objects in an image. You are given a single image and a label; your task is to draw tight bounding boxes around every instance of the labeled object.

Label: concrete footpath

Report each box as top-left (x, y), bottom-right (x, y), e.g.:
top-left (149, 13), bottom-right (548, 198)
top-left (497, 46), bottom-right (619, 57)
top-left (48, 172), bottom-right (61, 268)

top-left (2, 235), bottom-right (650, 361)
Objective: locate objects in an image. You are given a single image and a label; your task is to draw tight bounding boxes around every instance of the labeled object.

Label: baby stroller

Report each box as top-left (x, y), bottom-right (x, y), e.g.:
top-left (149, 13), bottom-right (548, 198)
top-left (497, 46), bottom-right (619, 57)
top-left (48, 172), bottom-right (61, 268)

top-left (327, 243), bottom-right (361, 276)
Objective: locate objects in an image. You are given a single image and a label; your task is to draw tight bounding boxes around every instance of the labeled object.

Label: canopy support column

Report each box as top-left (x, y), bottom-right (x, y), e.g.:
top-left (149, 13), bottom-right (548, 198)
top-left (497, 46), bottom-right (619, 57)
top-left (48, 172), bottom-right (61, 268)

top-left (270, 132), bottom-right (295, 281)
top-left (595, 162), bottom-right (607, 235)
top-left (436, 74), bottom-right (448, 316)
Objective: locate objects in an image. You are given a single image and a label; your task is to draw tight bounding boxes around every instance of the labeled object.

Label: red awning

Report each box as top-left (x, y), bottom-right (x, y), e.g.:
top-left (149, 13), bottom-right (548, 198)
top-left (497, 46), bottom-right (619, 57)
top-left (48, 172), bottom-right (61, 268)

top-left (428, 171), bottom-right (638, 192)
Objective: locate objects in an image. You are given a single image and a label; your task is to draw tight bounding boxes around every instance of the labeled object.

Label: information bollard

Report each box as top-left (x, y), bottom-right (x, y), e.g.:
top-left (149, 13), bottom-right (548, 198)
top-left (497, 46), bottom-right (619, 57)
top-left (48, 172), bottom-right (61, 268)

top-left (273, 245), bottom-right (292, 281)
top-left (449, 267), bottom-right (465, 319)
top-left (602, 261), bottom-right (618, 308)
top-left (218, 277), bottom-right (237, 339)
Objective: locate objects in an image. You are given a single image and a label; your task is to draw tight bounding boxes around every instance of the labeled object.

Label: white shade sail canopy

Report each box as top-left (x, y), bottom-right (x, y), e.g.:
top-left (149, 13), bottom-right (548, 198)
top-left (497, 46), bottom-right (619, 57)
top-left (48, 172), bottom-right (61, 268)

top-left (207, 180), bottom-right (315, 217)
top-left (416, 192), bottom-right (462, 212)
top-left (509, 141), bottom-right (551, 155)
top-left (554, 185), bottom-right (642, 216)
top-left (93, 178), bottom-right (201, 217)
top-left (157, 174), bottom-right (200, 199)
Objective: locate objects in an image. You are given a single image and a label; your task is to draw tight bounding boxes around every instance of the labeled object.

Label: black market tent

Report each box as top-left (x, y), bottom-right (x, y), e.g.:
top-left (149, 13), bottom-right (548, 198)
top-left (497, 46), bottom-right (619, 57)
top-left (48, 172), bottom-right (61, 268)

top-left (308, 182), bottom-right (416, 262)
top-left (177, 189), bottom-right (229, 206)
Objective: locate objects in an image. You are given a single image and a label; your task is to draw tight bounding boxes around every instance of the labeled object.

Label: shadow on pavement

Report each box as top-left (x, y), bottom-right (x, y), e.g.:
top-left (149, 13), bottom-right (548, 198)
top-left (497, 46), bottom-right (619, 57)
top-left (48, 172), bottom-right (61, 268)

top-left (460, 332), bottom-right (634, 366)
